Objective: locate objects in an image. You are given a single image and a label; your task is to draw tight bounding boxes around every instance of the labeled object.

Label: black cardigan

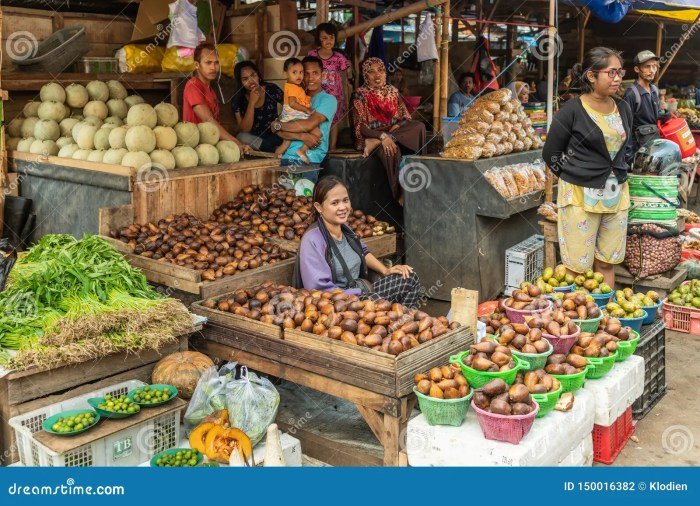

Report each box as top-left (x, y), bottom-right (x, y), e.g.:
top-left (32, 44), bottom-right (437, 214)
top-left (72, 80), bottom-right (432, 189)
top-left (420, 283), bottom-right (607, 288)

top-left (542, 97), bottom-right (633, 189)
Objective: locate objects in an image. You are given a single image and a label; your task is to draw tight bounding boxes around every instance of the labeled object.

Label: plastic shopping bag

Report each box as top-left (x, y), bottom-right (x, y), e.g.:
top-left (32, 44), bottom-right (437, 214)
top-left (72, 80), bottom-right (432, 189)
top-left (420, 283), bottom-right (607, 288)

top-left (184, 362), bottom-right (237, 433)
top-left (225, 367), bottom-right (280, 445)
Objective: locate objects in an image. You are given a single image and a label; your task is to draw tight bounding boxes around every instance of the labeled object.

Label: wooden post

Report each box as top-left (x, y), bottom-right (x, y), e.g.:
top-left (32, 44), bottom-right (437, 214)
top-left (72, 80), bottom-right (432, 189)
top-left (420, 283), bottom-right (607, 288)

top-left (432, 10), bottom-right (442, 133)
top-left (578, 8), bottom-right (590, 63)
top-left (439, 1), bottom-right (451, 122)
top-left (656, 21), bottom-right (664, 58)
top-left (353, 5), bottom-right (361, 88)
top-left (316, 0), bottom-right (329, 23)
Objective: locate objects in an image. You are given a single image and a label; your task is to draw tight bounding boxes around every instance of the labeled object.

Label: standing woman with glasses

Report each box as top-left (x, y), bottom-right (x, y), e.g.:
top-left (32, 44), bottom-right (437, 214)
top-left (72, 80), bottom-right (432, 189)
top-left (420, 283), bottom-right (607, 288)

top-left (542, 47), bottom-right (633, 288)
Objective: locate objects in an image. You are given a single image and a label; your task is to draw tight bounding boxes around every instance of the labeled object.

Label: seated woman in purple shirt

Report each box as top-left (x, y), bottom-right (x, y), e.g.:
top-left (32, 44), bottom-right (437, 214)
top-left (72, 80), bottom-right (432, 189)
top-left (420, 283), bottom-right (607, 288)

top-left (291, 176), bottom-right (422, 307)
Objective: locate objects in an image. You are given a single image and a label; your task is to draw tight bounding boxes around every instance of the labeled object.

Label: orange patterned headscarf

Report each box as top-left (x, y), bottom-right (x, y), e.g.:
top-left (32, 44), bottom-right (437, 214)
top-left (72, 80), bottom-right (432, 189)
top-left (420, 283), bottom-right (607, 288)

top-left (356, 57), bottom-right (401, 126)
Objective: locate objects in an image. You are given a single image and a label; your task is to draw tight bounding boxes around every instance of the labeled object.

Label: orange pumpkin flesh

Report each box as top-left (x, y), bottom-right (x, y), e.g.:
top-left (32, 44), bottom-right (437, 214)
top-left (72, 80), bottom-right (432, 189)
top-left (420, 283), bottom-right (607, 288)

top-left (204, 425), bottom-right (253, 464)
top-left (189, 422), bottom-right (215, 453)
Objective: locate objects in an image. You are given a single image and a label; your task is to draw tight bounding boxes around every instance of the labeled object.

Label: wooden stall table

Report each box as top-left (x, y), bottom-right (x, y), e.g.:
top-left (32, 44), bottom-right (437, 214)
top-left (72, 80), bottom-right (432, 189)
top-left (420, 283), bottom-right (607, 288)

top-left (0, 330), bottom-right (196, 465)
top-left (190, 304), bottom-right (474, 467)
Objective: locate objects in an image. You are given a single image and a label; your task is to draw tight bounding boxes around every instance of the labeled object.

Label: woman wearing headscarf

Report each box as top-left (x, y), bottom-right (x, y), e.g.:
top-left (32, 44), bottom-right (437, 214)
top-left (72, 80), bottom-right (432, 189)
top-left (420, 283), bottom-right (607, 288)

top-left (351, 57), bottom-right (426, 200)
top-left (507, 81), bottom-right (530, 105)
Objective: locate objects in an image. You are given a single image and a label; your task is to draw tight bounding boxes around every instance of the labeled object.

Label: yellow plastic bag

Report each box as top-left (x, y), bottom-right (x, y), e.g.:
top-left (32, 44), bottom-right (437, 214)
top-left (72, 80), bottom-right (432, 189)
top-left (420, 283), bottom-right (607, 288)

top-left (122, 44), bottom-right (165, 74)
top-left (161, 44), bottom-right (240, 76)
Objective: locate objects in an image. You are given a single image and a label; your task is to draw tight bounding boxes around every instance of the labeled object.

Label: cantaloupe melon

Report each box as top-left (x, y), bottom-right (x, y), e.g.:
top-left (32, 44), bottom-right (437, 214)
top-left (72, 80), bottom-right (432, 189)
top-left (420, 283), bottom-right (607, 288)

top-left (33, 119), bottom-right (61, 141)
top-left (125, 125), bottom-right (156, 153)
top-left (29, 139), bottom-right (59, 156)
top-left (197, 122), bottom-right (220, 145)
top-left (103, 148), bottom-right (128, 165)
top-left (84, 101), bottom-right (109, 120)
top-left (216, 140), bottom-right (241, 163)
top-left (121, 151), bottom-right (152, 170)
top-left (86, 80), bottom-right (110, 102)
top-left (72, 149), bottom-right (91, 160)
top-left (8, 117), bottom-right (24, 137)
top-left (107, 80), bottom-right (128, 100)
top-left (60, 117), bottom-right (80, 137)
top-left (87, 150), bottom-right (106, 162)
top-left (40, 83), bottom-right (66, 103)
top-left (150, 149), bottom-right (176, 170)
top-left (126, 103), bottom-right (158, 128)
top-left (65, 83), bottom-right (89, 108)
top-left (93, 129), bottom-right (112, 150)
top-left (172, 146), bottom-right (199, 168)
top-left (153, 126), bottom-right (178, 150)
top-left (23, 102), bottom-right (41, 118)
top-left (56, 136), bottom-right (74, 149)
top-left (154, 103), bottom-right (179, 127)
top-left (58, 143), bottom-right (80, 159)
top-left (76, 124), bottom-right (97, 149)
top-left (108, 127), bottom-right (128, 149)
top-left (21, 117), bottom-right (40, 138)
top-left (174, 122), bottom-right (200, 148)
top-left (37, 101), bottom-right (68, 122)
top-left (124, 95), bottom-right (145, 108)
top-left (195, 144), bottom-right (220, 166)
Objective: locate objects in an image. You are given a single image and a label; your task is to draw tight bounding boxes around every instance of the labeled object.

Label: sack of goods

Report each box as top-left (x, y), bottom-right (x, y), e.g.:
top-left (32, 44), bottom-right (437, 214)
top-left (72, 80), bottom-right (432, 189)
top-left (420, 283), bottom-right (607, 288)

top-left (624, 223), bottom-right (681, 278)
top-left (627, 174), bottom-right (679, 227)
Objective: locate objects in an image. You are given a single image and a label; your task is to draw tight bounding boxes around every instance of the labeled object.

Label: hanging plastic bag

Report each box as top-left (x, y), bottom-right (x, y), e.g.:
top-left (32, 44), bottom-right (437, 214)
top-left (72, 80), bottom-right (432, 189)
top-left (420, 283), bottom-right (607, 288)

top-left (624, 223), bottom-right (681, 278)
top-left (225, 366), bottom-right (280, 445)
top-left (1, 239), bottom-right (17, 292)
top-left (167, 0), bottom-right (205, 49)
top-left (183, 362), bottom-right (237, 433)
top-left (680, 260), bottom-right (700, 279)
top-left (416, 12), bottom-right (438, 62)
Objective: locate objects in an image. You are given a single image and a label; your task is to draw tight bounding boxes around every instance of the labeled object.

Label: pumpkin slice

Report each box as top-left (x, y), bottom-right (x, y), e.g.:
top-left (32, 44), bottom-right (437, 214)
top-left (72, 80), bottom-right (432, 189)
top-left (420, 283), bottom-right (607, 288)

top-left (189, 422), bottom-right (215, 453)
top-left (204, 425), bottom-right (254, 465)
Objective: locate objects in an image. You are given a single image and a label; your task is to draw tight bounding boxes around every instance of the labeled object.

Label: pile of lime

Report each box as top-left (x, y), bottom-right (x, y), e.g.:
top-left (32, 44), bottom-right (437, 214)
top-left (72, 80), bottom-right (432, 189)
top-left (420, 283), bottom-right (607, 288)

top-left (98, 394), bottom-right (140, 414)
top-left (155, 449), bottom-right (200, 467)
top-left (133, 385), bottom-right (173, 405)
top-left (51, 412), bottom-right (97, 433)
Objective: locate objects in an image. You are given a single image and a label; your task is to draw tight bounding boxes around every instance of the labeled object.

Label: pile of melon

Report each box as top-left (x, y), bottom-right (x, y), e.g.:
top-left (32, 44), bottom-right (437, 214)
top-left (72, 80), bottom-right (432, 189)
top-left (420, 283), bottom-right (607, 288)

top-left (7, 80), bottom-right (241, 170)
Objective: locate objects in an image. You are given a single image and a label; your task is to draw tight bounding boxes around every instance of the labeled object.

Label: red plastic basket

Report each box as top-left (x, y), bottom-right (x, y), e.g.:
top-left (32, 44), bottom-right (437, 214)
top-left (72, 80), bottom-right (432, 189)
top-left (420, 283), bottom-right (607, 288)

top-left (592, 407), bottom-right (635, 465)
top-left (662, 299), bottom-right (700, 334)
top-left (542, 326), bottom-right (580, 355)
top-left (504, 301), bottom-right (552, 324)
top-left (472, 400), bottom-right (539, 445)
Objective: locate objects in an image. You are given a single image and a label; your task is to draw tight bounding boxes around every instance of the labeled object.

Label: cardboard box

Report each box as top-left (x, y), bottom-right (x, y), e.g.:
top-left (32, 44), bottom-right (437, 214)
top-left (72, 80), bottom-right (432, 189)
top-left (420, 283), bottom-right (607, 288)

top-left (130, 0), bottom-right (171, 43)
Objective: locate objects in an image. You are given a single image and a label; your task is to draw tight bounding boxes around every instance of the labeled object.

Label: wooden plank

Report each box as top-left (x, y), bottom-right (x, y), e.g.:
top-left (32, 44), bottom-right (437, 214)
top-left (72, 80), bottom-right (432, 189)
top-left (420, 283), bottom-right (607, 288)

top-left (199, 258), bottom-right (295, 299)
top-left (271, 233), bottom-right (397, 258)
top-left (450, 288), bottom-right (478, 336)
top-left (191, 302), bottom-right (283, 339)
top-left (34, 399), bottom-right (186, 453)
top-left (276, 420), bottom-right (383, 467)
top-left (5, 338), bottom-right (186, 405)
top-left (192, 333), bottom-right (402, 416)
top-left (98, 205), bottom-right (135, 236)
top-left (10, 152), bottom-right (135, 179)
top-left (355, 403), bottom-right (384, 444)
top-left (135, 267), bottom-right (202, 294)
top-left (382, 414), bottom-right (401, 466)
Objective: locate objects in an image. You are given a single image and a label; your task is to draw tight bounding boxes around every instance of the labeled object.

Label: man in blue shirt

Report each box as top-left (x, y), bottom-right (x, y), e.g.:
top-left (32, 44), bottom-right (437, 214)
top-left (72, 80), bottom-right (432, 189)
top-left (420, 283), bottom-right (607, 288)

top-left (447, 72), bottom-right (475, 117)
top-left (270, 56), bottom-right (337, 182)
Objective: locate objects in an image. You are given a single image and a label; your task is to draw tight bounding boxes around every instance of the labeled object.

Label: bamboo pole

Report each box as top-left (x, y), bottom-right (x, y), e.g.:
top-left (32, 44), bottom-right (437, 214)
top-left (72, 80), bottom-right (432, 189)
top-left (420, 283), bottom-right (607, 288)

top-left (658, 13), bottom-right (700, 82)
top-left (433, 10), bottom-right (442, 133)
top-left (656, 22), bottom-right (664, 58)
top-left (316, 0), bottom-right (329, 23)
top-left (338, 0), bottom-right (448, 41)
top-left (439, 0), bottom-right (451, 122)
top-left (578, 8), bottom-right (590, 63)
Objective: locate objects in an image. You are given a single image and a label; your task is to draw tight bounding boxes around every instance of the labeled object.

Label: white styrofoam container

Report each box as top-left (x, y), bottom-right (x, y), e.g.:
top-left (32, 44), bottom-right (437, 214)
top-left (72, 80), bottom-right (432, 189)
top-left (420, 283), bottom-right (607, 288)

top-left (557, 434), bottom-right (594, 467)
top-left (406, 387), bottom-right (596, 466)
top-left (9, 380), bottom-right (180, 467)
top-left (583, 355), bottom-right (644, 426)
top-left (505, 235), bottom-right (544, 295)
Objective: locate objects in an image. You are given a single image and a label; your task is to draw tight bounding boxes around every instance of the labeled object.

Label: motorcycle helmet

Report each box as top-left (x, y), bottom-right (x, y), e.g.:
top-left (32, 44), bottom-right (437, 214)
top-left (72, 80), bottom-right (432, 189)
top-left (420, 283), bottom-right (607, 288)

top-left (632, 139), bottom-right (682, 175)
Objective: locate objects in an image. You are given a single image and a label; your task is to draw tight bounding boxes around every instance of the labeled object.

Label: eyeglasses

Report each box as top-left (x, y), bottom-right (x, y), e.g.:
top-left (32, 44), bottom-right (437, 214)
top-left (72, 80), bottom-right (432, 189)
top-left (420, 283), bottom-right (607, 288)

top-left (592, 68), bottom-right (626, 79)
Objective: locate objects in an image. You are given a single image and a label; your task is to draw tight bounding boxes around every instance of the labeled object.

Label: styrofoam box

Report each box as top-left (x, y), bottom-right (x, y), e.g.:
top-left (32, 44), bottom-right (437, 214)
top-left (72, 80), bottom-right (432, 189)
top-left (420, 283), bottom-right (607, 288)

top-left (558, 435), bottom-right (594, 467)
top-left (139, 430), bottom-right (303, 467)
top-left (583, 355), bottom-right (644, 427)
top-left (9, 380), bottom-right (180, 467)
top-left (406, 387), bottom-right (595, 466)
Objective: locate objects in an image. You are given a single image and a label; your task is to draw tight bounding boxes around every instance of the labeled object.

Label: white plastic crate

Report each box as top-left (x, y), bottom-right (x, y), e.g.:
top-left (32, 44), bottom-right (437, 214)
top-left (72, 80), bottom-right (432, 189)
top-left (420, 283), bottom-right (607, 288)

top-left (505, 235), bottom-right (544, 295)
top-left (9, 380), bottom-right (180, 467)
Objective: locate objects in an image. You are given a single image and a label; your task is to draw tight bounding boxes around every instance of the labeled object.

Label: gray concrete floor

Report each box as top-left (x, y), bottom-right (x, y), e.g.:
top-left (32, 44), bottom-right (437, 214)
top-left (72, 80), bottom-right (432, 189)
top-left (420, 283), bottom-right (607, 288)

top-left (612, 330), bottom-right (700, 466)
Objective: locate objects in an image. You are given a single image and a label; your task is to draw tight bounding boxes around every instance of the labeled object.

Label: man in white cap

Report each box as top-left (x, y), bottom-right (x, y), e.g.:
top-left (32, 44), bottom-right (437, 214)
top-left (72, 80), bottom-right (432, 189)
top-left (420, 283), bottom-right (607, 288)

top-left (622, 50), bottom-right (669, 163)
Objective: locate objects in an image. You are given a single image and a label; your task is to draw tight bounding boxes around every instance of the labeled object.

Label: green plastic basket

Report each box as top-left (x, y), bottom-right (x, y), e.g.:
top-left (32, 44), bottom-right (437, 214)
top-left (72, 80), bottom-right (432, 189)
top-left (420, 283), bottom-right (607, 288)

top-left (572, 313), bottom-right (603, 333)
top-left (127, 384), bottom-right (178, 408)
top-left (449, 351), bottom-right (529, 388)
top-left (486, 335), bottom-right (552, 370)
top-left (552, 365), bottom-right (592, 393)
top-left (87, 396), bottom-right (140, 419)
top-left (615, 331), bottom-right (640, 362)
top-left (585, 352), bottom-right (618, 379)
top-left (413, 387), bottom-right (474, 426)
top-left (150, 448), bottom-right (204, 467)
top-left (531, 385), bottom-right (563, 418)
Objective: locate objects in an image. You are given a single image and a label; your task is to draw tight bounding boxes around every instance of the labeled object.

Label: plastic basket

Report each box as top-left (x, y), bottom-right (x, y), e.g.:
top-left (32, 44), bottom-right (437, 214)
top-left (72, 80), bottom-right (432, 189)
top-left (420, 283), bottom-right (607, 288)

top-left (615, 331), bottom-right (640, 362)
top-left (572, 313), bottom-right (603, 333)
top-left (632, 320), bottom-right (666, 420)
top-left (584, 352), bottom-right (618, 379)
top-left (552, 283), bottom-right (575, 293)
top-left (472, 399), bottom-right (539, 444)
top-left (449, 351), bottom-right (529, 388)
top-left (413, 387), bottom-right (473, 426)
top-left (662, 298), bottom-right (700, 333)
top-left (505, 235), bottom-right (544, 295)
top-left (593, 407), bottom-right (634, 465)
top-left (542, 326), bottom-right (580, 355)
top-left (641, 300), bottom-right (662, 325)
top-left (617, 310), bottom-right (647, 333)
top-left (12, 26), bottom-right (88, 73)
top-left (531, 385), bottom-right (563, 418)
top-left (590, 292), bottom-right (613, 307)
top-left (504, 300), bottom-right (553, 324)
top-left (552, 366), bottom-right (592, 393)
top-left (510, 341), bottom-right (553, 370)
top-left (8, 380), bottom-right (180, 467)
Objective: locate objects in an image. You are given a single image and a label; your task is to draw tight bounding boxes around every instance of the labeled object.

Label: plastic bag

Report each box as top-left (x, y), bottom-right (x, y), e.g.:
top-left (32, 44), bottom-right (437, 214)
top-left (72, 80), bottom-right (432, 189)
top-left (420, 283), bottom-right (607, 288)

top-left (161, 46), bottom-right (195, 73)
top-left (118, 45), bottom-right (165, 73)
top-left (680, 260), bottom-right (700, 279)
top-left (184, 362), bottom-right (237, 433)
top-left (1, 239), bottom-right (17, 291)
top-left (167, 0), bottom-right (205, 49)
top-left (225, 367), bottom-right (280, 445)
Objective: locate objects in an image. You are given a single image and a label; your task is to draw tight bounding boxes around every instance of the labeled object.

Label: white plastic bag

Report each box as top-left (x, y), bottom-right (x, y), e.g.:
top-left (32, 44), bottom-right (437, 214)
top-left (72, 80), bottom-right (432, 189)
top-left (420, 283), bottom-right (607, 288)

top-left (167, 0), bottom-right (205, 49)
top-left (225, 367), bottom-right (280, 445)
top-left (183, 362), bottom-right (237, 433)
top-left (417, 13), bottom-right (438, 62)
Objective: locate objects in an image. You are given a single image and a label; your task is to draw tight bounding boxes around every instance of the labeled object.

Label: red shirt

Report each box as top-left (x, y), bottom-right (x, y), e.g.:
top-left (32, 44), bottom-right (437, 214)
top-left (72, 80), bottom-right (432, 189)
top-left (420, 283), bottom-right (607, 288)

top-left (183, 76), bottom-right (219, 124)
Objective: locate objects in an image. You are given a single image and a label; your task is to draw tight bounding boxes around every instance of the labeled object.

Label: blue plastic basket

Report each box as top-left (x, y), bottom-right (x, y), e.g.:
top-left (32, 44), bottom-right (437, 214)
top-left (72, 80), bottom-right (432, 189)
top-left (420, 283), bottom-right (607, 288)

top-left (590, 292), bottom-right (613, 307)
top-left (617, 310), bottom-right (648, 333)
top-left (641, 301), bottom-right (662, 325)
top-left (552, 283), bottom-right (575, 293)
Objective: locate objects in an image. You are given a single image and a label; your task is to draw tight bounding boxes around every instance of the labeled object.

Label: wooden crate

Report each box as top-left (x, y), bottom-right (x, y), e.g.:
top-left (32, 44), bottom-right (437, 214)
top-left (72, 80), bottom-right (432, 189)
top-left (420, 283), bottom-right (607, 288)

top-left (191, 301), bottom-right (473, 398)
top-left (0, 334), bottom-right (190, 465)
top-left (272, 233), bottom-right (397, 259)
